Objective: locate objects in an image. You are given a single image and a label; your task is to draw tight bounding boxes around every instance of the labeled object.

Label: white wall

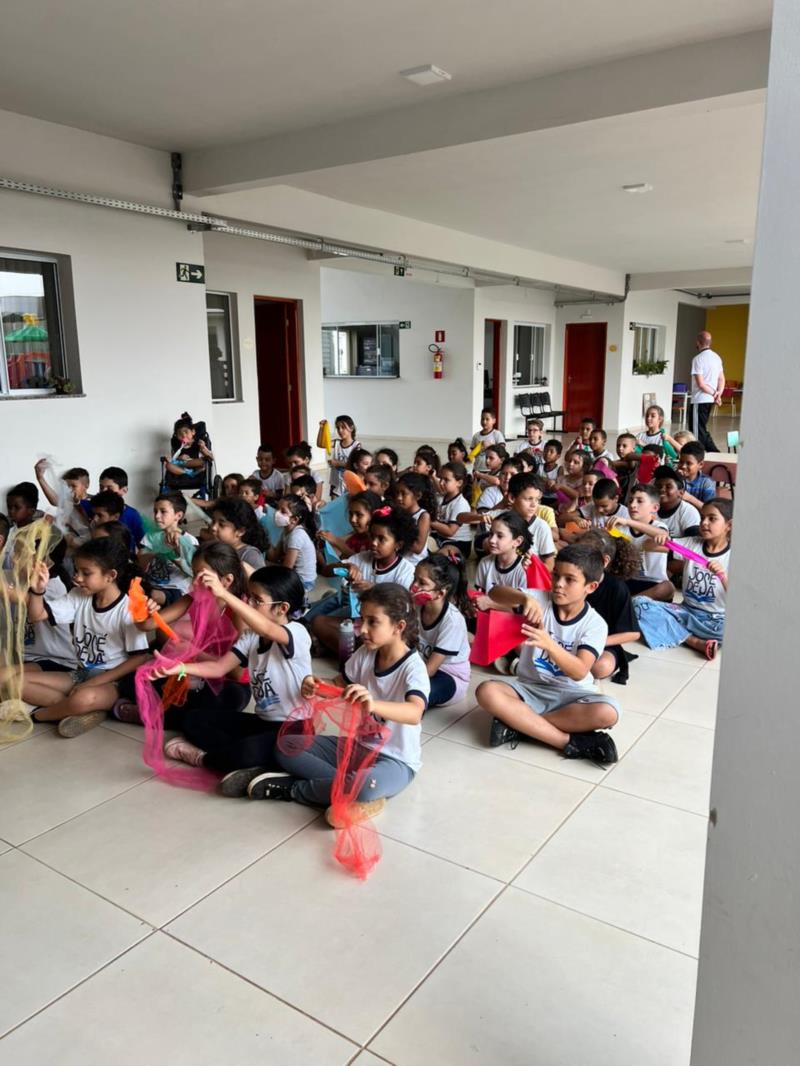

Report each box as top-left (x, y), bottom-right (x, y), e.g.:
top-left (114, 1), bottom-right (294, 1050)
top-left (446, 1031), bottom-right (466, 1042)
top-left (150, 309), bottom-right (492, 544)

top-left (617, 289), bottom-right (681, 430)
top-left (320, 267), bottom-right (476, 440)
top-left (475, 286), bottom-right (557, 439)
top-left (691, 1), bottom-right (800, 1060)
top-left (202, 233), bottom-right (324, 476)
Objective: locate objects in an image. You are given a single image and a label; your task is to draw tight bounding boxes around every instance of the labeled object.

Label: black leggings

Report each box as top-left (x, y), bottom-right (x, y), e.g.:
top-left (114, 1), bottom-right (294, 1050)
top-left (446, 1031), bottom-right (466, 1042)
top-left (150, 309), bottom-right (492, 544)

top-left (182, 704), bottom-right (282, 772)
top-left (160, 680), bottom-right (250, 733)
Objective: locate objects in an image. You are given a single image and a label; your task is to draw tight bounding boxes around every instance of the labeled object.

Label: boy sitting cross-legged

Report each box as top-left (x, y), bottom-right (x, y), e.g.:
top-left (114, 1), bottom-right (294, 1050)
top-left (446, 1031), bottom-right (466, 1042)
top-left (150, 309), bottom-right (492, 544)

top-left (476, 543), bottom-right (620, 764)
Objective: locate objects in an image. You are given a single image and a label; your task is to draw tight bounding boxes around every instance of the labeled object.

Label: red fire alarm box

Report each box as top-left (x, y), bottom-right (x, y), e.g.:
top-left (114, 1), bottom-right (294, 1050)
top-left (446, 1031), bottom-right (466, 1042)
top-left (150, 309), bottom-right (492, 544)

top-left (434, 330), bottom-right (446, 343)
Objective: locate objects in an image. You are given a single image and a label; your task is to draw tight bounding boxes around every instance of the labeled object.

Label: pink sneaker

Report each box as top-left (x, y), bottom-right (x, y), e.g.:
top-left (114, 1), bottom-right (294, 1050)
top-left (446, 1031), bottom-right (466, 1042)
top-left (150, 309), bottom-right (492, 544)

top-left (164, 736), bottom-right (206, 767)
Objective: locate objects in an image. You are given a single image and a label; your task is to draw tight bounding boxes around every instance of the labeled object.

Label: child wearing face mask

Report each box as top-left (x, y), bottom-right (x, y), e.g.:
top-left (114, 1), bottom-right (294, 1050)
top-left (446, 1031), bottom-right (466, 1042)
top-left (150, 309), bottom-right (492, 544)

top-left (412, 554), bottom-right (471, 708)
top-left (268, 494), bottom-right (318, 593)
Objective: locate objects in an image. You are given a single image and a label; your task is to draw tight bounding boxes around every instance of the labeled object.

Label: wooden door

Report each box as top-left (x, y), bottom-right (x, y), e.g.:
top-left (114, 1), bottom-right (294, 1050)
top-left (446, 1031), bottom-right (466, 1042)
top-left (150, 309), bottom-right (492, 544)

top-left (254, 297), bottom-right (302, 462)
top-left (563, 322), bottom-right (606, 432)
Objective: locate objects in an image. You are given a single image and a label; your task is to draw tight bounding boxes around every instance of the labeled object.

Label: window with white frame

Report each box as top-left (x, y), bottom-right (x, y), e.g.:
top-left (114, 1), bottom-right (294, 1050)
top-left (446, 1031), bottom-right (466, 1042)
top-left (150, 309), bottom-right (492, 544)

top-left (0, 252), bottom-right (78, 396)
top-left (322, 322), bottom-right (400, 377)
top-left (632, 323), bottom-right (661, 366)
top-left (206, 291), bottom-right (241, 401)
top-left (512, 323), bottom-right (547, 387)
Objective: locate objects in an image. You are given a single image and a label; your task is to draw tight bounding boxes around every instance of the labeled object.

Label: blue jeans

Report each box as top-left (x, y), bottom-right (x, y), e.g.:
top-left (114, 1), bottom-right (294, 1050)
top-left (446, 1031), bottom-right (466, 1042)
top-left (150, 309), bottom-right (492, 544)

top-left (276, 734), bottom-right (414, 807)
top-left (303, 589), bottom-right (350, 622)
top-left (634, 597), bottom-right (725, 649)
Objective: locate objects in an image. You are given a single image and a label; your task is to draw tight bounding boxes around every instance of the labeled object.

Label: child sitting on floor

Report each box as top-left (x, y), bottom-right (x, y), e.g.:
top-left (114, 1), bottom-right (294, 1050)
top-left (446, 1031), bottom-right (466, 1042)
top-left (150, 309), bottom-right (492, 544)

top-left (268, 494), bottom-right (318, 593)
top-left (209, 498), bottom-right (269, 575)
top-left (138, 491), bottom-right (197, 606)
top-left (251, 443), bottom-right (284, 501)
top-left (653, 467), bottom-right (701, 538)
top-left (515, 417), bottom-right (545, 458)
top-left (469, 408), bottom-right (505, 473)
top-left (412, 554), bottom-right (471, 709)
top-left (634, 498), bottom-right (732, 660)
top-left (579, 529), bottom-right (640, 684)
top-left (677, 442), bottom-right (717, 510)
top-left (637, 405), bottom-right (679, 460)
top-left (607, 484), bottom-right (674, 601)
top-left (395, 473), bottom-right (435, 567)
top-left (251, 583), bottom-right (428, 827)
top-left (476, 543), bottom-right (620, 764)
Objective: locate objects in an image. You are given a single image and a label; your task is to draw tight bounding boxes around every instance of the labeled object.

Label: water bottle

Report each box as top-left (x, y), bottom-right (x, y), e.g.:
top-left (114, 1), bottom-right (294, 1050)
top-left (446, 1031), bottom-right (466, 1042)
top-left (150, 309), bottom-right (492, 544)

top-left (338, 618), bottom-right (355, 667)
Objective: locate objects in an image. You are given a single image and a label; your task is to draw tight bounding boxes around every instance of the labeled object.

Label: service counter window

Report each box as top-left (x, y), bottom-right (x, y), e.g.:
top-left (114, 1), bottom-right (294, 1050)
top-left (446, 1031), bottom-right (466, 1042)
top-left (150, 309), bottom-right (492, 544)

top-left (322, 322), bottom-right (400, 377)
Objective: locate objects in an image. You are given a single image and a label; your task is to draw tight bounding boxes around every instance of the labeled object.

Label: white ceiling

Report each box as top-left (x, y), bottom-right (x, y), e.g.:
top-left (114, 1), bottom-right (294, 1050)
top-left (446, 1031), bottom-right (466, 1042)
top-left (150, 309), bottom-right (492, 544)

top-left (0, 0), bottom-right (771, 150)
top-left (280, 96), bottom-right (764, 273)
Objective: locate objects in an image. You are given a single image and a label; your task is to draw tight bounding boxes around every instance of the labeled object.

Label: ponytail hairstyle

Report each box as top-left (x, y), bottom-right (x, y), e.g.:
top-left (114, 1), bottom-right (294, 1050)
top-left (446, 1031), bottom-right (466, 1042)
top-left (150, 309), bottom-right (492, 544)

top-left (417, 552), bottom-right (469, 614)
top-left (346, 447), bottom-right (373, 473)
top-left (492, 510), bottom-right (533, 556)
top-left (578, 528), bottom-right (641, 581)
top-left (365, 463), bottom-right (395, 497)
top-left (211, 498), bottom-right (268, 554)
top-left (369, 503), bottom-right (418, 554)
top-left (248, 565), bottom-right (305, 619)
top-left (441, 460), bottom-right (473, 502)
top-left (397, 472), bottom-right (437, 517)
top-left (348, 490), bottom-right (382, 518)
top-left (192, 540), bottom-right (247, 600)
top-left (447, 438), bottom-right (469, 464)
top-left (285, 440), bottom-right (313, 464)
top-left (359, 582), bottom-right (419, 649)
top-left (282, 493), bottom-right (317, 541)
top-left (74, 537), bottom-right (133, 593)
top-left (484, 443), bottom-right (508, 464)
top-left (414, 445), bottom-right (442, 475)
top-left (93, 520), bottom-right (136, 563)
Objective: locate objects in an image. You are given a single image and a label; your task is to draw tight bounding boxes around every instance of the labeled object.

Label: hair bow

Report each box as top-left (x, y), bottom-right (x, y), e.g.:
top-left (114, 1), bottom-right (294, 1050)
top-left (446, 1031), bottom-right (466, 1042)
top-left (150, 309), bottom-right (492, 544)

top-left (373, 505), bottom-right (392, 517)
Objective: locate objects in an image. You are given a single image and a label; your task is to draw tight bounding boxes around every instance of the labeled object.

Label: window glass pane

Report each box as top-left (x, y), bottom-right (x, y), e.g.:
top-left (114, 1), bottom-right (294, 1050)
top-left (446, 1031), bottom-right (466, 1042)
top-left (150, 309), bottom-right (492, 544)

top-left (513, 324), bottom-right (546, 387)
top-left (321, 322), bottom-right (400, 377)
top-left (206, 292), bottom-right (237, 400)
top-left (0, 257), bottom-right (63, 391)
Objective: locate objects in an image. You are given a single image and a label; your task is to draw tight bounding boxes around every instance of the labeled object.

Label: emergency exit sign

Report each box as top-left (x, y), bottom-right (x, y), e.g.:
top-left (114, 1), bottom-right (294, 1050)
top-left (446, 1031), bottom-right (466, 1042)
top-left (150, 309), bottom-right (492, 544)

top-left (176, 262), bottom-right (205, 283)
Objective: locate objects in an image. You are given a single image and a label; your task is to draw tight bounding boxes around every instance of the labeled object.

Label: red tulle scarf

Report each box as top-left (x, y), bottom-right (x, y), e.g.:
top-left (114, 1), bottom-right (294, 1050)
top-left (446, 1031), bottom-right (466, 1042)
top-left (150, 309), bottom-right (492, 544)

top-left (134, 583), bottom-right (237, 790)
top-left (277, 682), bottom-right (390, 880)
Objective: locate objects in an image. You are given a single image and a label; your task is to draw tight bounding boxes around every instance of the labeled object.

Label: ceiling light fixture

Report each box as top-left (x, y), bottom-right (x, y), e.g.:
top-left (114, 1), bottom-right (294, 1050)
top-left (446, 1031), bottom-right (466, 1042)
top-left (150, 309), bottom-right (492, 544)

top-left (621, 183), bottom-right (653, 194)
top-left (724, 238), bottom-right (751, 245)
top-left (400, 64), bottom-right (452, 86)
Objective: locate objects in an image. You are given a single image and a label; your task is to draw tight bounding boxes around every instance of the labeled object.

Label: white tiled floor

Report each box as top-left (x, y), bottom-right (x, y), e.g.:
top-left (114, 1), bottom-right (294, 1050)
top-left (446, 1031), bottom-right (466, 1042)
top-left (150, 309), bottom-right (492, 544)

top-left (0, 642), bottom-right (718, 1064)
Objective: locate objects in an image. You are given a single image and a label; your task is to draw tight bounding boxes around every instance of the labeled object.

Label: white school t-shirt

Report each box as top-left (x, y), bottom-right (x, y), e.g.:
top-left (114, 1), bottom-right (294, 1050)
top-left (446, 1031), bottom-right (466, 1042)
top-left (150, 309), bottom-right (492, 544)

top-left (437, 495), bottom-right (473, 543)
top-left (404, 508), bottom-right (430, 568)
top-left (250, 469), bottom-right (285, 495)
top-left (631, 521), bottom-right (669, 582)
top-left (579, 502), bottom-right (630, 531)
top-left (23, 577), bottom-right (77, 668)
top-left (675, 537), bottom-right (730, 616)
top-left (233, 621), bottom-right (312, 721)
top-left (342, 645), bottom-right (429, 772)
top-left (329, 438), bottom-right (361, 495)
top-left (141, 530), bottom-right (198, 593)
top-left (529, 516), bottom-right (556, 558)
top-left (517, 589), bottom-right (608, 692)
top-left (417, 601), bottom-right (471, 685)
top-left (469, 429), bottom-right (506, 472)
top-left (659, 500), bottom-right (701, 538)
top-left (282, 526), bottom-right (317, 585)
top-left (691, 348), bottom-right (723, 405)
top-left (48, 589), bottom-right (149, 674)
top-left (348, 552), bottom-right (415, 589)
top-left (475, 555), bottom-right (528, 594)
top-left (477, 485), bottom-right (503, 511)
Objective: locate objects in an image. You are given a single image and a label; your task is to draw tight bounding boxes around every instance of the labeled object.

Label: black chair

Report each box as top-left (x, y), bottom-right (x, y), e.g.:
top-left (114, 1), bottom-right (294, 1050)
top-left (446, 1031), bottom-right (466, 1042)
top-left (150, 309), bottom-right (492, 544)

top-left (531, 391), bottom-right (565, 431)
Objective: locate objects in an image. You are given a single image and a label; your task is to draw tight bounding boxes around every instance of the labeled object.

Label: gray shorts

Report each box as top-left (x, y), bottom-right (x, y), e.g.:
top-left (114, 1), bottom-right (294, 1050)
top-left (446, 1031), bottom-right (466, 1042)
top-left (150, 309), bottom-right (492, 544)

top-left (507, 678), bottom-right (621, 724)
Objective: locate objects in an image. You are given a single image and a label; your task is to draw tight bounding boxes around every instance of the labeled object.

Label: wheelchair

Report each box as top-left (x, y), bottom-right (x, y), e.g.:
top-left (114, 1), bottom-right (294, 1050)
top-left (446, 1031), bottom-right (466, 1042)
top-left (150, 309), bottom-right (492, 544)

top-left (159, 413), bottom-right (222, 500)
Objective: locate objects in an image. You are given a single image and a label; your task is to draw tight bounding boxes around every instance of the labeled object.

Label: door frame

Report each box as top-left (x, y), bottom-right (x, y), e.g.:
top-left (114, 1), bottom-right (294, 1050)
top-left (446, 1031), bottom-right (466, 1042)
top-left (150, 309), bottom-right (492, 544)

top-left (563, 321), bottom-right (607, 430)
top-left (486, 318), bottom-right (503, 417)
top-left (253, 295), bottom-right (303, 456)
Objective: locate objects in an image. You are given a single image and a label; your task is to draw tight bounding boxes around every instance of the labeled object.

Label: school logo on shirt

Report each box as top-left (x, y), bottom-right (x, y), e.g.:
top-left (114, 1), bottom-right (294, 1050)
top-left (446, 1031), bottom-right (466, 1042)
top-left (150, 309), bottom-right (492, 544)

top-left (75, 630), bottom-right (108, 667)
top-left (535, 639), bottom-right (575, 678)
top-left (251, 669), bottom-right (280, 710)
top-left (147, 556), bottom-right (172, 585)
top-left (684, 567), bottom-right (716, 605)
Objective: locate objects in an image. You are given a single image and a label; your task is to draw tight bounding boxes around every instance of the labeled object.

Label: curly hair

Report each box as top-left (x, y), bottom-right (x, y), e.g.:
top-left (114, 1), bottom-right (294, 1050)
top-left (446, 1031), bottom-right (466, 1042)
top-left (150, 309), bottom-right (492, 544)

top-left (397, 472), bottom-right (437, 516)
top-left (369, 504), bottom-right (418, 554)
top-left (578, 528), bottom-right (641, 581)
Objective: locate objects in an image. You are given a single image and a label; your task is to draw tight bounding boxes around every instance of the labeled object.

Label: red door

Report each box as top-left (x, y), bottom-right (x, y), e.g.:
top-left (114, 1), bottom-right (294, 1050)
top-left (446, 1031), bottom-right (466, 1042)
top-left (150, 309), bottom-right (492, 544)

top-left (563, 323), bottom-right (606, 432)
top-left (254, 297), bottom-right (303, 462)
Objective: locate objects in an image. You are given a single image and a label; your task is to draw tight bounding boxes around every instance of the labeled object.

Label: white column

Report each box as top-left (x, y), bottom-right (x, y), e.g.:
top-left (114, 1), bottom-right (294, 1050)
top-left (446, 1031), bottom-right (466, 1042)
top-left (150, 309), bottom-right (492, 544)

top-left (691, 3), bottom-right (800, 1064)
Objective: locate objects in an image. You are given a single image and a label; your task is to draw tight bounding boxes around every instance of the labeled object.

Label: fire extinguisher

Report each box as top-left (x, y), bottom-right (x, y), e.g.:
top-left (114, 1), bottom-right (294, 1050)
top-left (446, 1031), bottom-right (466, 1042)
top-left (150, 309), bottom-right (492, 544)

top-left (429, 343), bottom-right (444, 379)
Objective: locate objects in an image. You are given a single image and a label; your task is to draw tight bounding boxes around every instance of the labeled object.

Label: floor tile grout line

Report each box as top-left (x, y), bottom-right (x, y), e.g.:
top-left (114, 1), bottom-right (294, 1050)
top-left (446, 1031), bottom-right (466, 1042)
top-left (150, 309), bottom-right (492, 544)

top-left (509, 883), bottom-right (701, 961)
top-left (429, 730), bottom-right (621, 783)
top-left (596, 780), bottom-right (711, 819)
top-left (157, 814), bottom-right (324, 930)
top-left (0, 931), bottom-right (159, 1042)
top-left (372, 830), bottom-right (507, 885)
top-left (161, 928), bottom-right (362, 1051)
top-left (9, 772), bottom-right (156, 849)
top-left (362, 880), bottom-right (511, 1051)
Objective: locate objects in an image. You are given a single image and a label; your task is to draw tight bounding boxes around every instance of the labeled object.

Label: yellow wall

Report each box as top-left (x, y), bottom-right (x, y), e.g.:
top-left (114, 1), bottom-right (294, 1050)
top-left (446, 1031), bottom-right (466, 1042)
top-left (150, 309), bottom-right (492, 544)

top-left (705, 304), bottom-right (749, 384)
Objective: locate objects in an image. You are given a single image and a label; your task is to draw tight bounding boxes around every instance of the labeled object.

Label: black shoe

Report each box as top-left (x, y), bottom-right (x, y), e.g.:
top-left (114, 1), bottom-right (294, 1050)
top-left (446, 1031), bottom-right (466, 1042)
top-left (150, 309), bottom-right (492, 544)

top-left (563, 731), bottom-right (618, 765)
top-left (489, 717), bottom-right (520, 749)
top-left (247, 772), bottom-right (297, 801)
top-left (219, 767), bottom-right (266, 798)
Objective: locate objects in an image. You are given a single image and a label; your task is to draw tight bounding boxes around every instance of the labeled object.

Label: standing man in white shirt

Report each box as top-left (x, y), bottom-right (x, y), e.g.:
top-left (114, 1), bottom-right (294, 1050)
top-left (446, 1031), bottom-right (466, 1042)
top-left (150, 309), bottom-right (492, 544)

top-left (690, 331), bottom-right (725, 451)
